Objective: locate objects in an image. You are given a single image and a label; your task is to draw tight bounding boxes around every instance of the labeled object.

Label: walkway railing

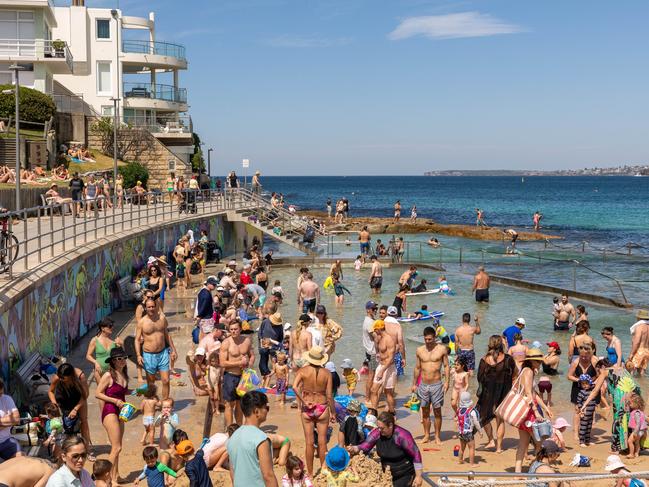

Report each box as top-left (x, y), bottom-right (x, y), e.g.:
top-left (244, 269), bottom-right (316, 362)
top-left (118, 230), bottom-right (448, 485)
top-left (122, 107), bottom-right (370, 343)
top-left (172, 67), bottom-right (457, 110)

top-left (423, 470), bottom-right (649, 487)
top-left (0, 187), bottom-right (320, 279)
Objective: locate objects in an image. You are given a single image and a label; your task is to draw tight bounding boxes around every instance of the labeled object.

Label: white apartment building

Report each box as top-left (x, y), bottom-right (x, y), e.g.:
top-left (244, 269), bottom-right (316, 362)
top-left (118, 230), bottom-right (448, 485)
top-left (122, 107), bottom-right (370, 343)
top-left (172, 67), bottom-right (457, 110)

top-left (0, 0), bottom-right (73, 92)
top-left (1, 0), bottom-right (194, 167)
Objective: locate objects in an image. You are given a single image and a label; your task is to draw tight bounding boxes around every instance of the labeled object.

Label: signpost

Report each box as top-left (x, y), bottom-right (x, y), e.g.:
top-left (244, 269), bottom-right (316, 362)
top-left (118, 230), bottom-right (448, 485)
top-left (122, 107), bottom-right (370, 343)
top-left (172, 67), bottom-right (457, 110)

top-left (242, 158), bottom-right (249, 188)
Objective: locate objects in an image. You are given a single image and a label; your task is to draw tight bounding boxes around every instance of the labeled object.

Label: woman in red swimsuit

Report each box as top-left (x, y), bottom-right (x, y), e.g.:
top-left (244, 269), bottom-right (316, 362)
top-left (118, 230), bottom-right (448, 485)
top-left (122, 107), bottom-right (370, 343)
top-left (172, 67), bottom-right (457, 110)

top-left (95, 346), bottom-right (130, 483)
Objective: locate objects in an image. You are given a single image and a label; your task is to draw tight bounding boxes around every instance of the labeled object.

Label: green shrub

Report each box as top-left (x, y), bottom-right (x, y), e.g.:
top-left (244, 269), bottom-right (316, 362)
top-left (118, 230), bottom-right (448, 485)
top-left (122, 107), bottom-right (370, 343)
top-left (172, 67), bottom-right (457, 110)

top-left (0, 84), bottom-right (56, 124)
top-left (119, 161), bottom-right (148, 189)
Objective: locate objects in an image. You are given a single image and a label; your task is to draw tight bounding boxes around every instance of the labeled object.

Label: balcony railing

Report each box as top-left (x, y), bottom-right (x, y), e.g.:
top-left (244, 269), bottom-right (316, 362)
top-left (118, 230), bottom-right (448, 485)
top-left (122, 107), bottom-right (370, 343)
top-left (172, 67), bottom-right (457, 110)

top-left (0, 39), bottom-right (73, 72)
top-left (123, 82), bottom-right (187, 104)
top-left (121, 40), bottom-right (186, 61)
top-left (123, 114), bottom-right (193, 134)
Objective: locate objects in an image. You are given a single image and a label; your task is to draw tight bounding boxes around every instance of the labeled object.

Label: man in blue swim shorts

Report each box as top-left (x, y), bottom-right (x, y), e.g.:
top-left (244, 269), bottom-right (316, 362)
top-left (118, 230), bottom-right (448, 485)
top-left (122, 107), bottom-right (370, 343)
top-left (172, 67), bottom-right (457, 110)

top-left (136, 299), bottom-right (178, 400)
top-left (359, 226), bottom-right (371, 256)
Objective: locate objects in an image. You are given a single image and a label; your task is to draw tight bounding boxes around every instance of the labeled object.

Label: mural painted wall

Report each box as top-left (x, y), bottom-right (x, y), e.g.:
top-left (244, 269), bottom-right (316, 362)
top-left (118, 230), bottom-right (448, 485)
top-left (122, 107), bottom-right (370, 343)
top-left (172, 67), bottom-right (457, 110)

top-left (0, 215), bottom-right (230, 387)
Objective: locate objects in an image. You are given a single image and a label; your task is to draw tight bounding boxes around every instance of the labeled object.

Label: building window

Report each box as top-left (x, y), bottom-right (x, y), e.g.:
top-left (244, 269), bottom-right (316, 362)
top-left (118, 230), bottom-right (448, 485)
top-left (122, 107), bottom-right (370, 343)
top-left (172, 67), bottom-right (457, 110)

top-left (96, 19), bottom-right (110, 40)
top-left (168, 159), bottom-right (176, 171)
top-left (97, 61), bottom-right (111, 95)
top-left (101, 106), bottom-right (114, 116)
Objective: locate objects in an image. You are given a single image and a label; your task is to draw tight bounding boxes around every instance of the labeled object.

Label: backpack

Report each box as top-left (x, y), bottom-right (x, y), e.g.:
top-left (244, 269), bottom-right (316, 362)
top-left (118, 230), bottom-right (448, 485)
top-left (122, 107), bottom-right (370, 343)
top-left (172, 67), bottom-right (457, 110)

top-left (458, 407), bottom-right (478, 435)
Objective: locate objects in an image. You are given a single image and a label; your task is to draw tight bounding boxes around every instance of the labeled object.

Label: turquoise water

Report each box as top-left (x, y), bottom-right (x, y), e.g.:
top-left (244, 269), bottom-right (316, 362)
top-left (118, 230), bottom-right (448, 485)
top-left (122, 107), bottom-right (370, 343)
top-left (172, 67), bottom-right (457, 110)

top-left (268, 264), bottom-right (648, 410)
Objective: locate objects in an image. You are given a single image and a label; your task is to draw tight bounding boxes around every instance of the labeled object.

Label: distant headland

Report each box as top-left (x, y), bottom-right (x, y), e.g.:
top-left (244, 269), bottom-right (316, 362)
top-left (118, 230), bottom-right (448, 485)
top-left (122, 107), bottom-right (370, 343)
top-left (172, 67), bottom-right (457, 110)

top-left (424, 164), bottom-right (649, 176)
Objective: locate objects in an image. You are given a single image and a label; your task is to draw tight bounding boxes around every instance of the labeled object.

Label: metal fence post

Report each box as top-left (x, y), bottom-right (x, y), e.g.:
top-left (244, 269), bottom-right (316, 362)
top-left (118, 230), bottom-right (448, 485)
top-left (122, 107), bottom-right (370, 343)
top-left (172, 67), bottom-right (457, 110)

top-left (37, 208), bottom-right (42, 264)
top-left (22, 209), bottom-right (27, 270)
top-left (573, 262), bottom-right (577, 291)
top-left (459, 247), bottom-right (462, 265)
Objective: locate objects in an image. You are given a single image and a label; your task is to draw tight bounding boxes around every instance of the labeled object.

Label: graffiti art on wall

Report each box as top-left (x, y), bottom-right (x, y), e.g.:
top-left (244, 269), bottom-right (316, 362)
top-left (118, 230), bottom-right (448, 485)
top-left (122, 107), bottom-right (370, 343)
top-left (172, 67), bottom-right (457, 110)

top-left (0, 215), bottom-right (227, 387)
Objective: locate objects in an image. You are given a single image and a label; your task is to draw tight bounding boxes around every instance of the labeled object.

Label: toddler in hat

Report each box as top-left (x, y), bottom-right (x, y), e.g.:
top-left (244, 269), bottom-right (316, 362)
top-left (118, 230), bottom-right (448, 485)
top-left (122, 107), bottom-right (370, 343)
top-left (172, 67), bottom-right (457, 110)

top-left (456, 391), bottom-right (483, 465)
top-left (604, 455), bottom-right (646, 487)
top-left (338, 399), bottom-right (364, 447)
top-left (322, 445), bottom-right (358, 486)
top-left (175, 440), bottom-right (212, 487)
top-left (340, 359), bottom-right (359, 396)
top-left (551, 417), bottom-right (570, 449)
top-left (576, 374), bottom-right (596, 447)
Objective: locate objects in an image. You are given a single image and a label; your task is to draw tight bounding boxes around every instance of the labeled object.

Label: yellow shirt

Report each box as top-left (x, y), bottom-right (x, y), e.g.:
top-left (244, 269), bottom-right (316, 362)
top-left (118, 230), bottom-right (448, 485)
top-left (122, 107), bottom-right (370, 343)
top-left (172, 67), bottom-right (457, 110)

top-left (322, 468), bottom-right (359, 487)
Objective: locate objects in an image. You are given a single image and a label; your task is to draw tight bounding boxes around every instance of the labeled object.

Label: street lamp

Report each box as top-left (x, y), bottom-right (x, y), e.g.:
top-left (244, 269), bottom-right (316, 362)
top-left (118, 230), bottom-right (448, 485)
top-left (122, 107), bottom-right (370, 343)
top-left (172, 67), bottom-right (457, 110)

top-left (110, 97), bottom-right (120, 207)
top-left (8, 64), bottom-right (25, 212)
top-left (111, 9), bottom-right (120, 101)
top-left (207, 148), bottom-right (213, 177)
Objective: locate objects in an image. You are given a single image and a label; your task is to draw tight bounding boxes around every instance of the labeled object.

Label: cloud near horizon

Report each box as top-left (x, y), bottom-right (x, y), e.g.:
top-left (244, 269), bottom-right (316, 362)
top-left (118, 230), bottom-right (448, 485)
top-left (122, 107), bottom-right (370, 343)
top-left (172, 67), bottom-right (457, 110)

top-left (264, 35), bottom-right (352, 48)
top-left (388, 11), bottom-right (525, 40)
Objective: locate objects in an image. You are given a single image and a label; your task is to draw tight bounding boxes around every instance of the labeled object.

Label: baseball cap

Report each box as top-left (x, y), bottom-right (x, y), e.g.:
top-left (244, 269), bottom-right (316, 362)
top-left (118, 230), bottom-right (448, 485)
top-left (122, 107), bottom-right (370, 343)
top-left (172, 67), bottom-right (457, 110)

top-left (205, 276), bottom-right (218, 286)
top-left (387, 306), bottom-right (398, 317)
top-left (547, 341), bottom-right (561, 350)
top-left (515, 317), bottom-right (526, 326)
top-left (299, 313), bottom-right (313, 324)
top-left (365, 300), bottom-right (378, 310)
top-left (175, 440), bottom-right (195, 455)
top-left (194, 347), bottom-right (206, 356)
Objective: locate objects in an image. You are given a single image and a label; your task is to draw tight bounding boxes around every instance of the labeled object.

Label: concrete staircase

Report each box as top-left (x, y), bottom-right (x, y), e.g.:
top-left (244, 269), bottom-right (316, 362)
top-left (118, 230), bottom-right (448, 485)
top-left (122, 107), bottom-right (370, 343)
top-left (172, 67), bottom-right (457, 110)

top-left (226, 208), bottom-right (324, 257)
top-left (0, 138), bottom-right (16, 166)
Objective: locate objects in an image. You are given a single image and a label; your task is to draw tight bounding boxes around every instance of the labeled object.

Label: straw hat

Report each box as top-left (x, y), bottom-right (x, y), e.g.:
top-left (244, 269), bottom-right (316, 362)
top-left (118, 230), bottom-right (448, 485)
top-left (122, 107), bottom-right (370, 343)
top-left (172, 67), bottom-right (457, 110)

top-left (302, 346), bottom-right (329, 367)
top-left (636, 309), bottom-right (649, 320)
top-left (157, 255), bottom-right (167, 264)
top-left (604, 455), bottom-right (626, 472)
top-left (525, 348), bottom-right (544, 361)
top-left (269, 312), bottom-right (283, 325)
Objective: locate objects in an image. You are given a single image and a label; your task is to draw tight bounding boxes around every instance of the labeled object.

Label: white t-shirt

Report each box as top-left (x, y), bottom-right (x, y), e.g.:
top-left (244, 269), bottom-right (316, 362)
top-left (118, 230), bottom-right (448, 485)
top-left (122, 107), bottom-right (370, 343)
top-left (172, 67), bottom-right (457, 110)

top-left (308, 324), bottom-right (324, 349)
top-left (0, 393), bottom-right (18, 441)
top-left (202, 432), bottom-right (228, 466)
top-left (363, 316), bottom-right (376, 356)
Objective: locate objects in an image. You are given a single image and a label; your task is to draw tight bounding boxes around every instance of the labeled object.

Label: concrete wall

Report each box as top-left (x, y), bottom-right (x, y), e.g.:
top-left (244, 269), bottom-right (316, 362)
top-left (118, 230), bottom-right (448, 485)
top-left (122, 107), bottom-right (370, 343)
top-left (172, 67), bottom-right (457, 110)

top-left (0, 213), bottom-right (261, 398)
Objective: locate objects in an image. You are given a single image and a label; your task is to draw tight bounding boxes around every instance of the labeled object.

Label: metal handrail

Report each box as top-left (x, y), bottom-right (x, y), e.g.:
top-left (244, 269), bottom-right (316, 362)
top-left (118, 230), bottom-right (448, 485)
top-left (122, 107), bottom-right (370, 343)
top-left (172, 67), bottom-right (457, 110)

top-left (0, 188), bottom-right (321, 279)
top-left (422, 470), bottom-right (649, 487)
top-left (121, 39), bottom-right (186, 60)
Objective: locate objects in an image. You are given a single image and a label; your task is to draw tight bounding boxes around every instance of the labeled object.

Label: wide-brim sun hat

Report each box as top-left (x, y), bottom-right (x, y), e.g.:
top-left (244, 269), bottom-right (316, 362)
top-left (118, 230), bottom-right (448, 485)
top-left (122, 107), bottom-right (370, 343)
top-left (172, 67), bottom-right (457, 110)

top-left (105, 346), bottom-right (130, 364)
top-left (553, 417), bottom-right (570, 429)
top-left (340, 358), bottom-right (353, 369)
top-left (604, 455), bottom-right (626, 471)
top-left (324, 361), bottom-right (336, 373)
top-left (636, 309), bottom-right (649, 320)
top-left (325, 445), bottom-right (350, 472)
top-left (525, 348), bottom-right (544, 361)
top-left (364, 414), bottom-right (378, 429)
top-left (347, 399), bottom-right (361, 413)
top-left (303, 346), bottom-right (329, 366)
top-left (269, 312), bottom-right (283, 325)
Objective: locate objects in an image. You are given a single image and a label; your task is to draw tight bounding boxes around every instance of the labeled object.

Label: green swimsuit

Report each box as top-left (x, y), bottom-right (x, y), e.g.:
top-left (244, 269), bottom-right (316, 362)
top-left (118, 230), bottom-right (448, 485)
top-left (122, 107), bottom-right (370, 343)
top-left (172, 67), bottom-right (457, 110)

top-left (95, 338), bottom-right (116, 374)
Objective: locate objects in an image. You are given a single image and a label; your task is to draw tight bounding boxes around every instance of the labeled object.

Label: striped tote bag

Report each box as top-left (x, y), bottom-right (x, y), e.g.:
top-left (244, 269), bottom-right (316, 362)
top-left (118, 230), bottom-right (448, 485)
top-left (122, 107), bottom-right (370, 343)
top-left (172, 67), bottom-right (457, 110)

top-left (495, 375), bottom-right (530, 428)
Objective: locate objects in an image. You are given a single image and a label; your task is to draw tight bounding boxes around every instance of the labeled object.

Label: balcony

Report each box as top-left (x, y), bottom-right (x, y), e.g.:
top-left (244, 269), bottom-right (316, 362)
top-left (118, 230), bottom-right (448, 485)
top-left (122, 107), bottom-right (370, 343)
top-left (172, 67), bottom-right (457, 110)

top-left (121, 40), bottom-right (187, 71)
top-left (123, 82), bottom-right (187, 111)
top-left (123, 114), bottom-right (193, 138)
top-left (0, 39), bottom-right (73, 73)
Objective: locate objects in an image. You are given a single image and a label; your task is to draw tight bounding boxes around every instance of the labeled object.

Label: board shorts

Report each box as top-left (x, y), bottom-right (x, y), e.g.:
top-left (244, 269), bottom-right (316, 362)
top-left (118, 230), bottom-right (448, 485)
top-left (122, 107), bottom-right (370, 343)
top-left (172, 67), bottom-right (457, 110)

top-left (199, 317), bottom-right (215, 334)
top-left (457, 349), bottom-right (476, 371)
top-left (142, 348), bottom-right (170, 375)
top-left (0, 437), bottom-right (20, 460)
top-left (276, 377), bottom-right (288, 394)
top-left (302, 298), bottom-right (316, 313)
top-left (631, 347), bottom-right (649, 370)
top-left (71, 190), bottom-right (82, 202)
top-left (223, 372), bottom-right (242, 402)
top-left (475, 289), bottom-right (489, 303)
top-left (538, 380), bottom-right (552, 393)
top-left (554, 321), bottom-right (570, 331)
top-left (360, 242), bottom-right (370, 254)
top-left (365, 352), bottom-right (379, 372)
top-left (417, 381), bottom-right (444, 409)
top-left (459, 431), bottom-right (474, 442)
top-left (143, 415), bottom-right (154, 427)
top-left (373, 363), bottom-right (397, 390)
top-left (394, 351), bottom-right (405, 377)
top-left (369, 276), bottom-right (383, 289)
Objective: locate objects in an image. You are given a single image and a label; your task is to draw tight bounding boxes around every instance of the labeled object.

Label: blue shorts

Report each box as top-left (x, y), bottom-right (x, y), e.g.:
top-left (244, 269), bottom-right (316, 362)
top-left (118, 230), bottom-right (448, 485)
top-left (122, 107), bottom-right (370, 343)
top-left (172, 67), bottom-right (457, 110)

top-left (360, 242), bottom-right (370, 254)
top-left (223, 372), bottom-right (241, 402)
top-left (143, 348), bottom-right (170, 375)
top-left (0, 437), bottom-right (20, 460)
top-left (457, 349), bottom-right (476, 371)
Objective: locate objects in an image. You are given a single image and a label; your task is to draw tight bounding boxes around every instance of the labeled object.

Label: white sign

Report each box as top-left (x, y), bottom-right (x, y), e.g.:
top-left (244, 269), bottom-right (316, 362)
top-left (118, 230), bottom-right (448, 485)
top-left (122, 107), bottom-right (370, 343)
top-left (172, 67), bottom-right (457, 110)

top-left (242, 159), bottom-right (250, 168)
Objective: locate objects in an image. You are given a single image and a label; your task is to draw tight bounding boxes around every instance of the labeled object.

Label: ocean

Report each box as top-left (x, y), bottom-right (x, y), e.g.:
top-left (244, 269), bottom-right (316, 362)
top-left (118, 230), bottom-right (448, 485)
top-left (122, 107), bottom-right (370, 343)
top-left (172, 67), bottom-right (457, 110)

top-left (258, 175), bottom-right (649, 249)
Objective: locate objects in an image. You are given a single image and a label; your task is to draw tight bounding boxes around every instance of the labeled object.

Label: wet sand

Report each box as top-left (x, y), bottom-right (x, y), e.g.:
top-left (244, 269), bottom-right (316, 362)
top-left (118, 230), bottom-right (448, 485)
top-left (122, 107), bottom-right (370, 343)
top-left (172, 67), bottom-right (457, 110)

top-left (74, 285), bottom-right (642, 486)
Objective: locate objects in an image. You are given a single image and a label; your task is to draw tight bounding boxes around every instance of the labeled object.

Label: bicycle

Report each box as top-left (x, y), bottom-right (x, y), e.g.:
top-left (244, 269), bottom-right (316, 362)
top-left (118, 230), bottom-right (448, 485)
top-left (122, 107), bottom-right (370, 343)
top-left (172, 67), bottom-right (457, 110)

top-left (0, 209), bottom-right (19, 273)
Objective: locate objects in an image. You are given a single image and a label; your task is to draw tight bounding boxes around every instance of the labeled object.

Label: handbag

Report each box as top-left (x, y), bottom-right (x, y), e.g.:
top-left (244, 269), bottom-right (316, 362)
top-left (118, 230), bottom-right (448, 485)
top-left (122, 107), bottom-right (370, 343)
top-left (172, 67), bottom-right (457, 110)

top-left (495, 374), bottom-right (530, 428)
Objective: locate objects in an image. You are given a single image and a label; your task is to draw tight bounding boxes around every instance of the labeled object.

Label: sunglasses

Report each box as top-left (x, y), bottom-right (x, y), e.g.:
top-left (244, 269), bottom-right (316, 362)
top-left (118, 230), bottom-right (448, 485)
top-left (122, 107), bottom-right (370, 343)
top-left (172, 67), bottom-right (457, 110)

top-left (316, 312), bottom-right (325, 315)
top-left (579, 346), bottom-right (592, 351)
top-left (114, 356), bottom-right (128, 361)
top-left (69, 452), bottom-right (88, 461)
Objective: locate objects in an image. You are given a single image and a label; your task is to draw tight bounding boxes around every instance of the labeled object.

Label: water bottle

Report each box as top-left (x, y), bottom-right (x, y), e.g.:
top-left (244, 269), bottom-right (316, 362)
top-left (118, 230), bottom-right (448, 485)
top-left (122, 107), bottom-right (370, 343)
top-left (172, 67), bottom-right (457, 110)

top-left (453, 445), bottom-right (460, 457)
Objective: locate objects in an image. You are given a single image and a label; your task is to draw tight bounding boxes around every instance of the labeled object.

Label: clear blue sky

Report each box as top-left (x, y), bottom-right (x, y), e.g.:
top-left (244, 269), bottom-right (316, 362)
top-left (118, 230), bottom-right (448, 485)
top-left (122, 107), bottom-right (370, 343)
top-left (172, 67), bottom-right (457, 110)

top-left (86, 0), bottom-right (649, 175)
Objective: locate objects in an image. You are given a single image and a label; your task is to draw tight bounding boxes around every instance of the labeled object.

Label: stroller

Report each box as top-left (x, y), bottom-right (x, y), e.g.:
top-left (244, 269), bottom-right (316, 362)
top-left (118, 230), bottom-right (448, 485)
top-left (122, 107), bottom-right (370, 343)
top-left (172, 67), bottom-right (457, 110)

top-left (179, 190), bottom-right (197, 214)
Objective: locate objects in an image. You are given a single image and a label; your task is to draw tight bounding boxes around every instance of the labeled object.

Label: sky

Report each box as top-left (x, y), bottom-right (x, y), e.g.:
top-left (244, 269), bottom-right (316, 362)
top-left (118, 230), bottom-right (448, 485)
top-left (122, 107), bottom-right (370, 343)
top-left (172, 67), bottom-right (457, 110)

top-left (83, 0), bottom-right (649, 175)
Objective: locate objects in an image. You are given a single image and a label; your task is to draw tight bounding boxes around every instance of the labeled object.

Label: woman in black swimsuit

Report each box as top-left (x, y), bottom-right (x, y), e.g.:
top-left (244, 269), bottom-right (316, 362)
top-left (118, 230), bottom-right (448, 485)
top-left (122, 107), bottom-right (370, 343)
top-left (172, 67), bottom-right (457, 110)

top-left (567, 342), bottom-right (599, 441)
top-left (147, 265), bottom-right (163, 300)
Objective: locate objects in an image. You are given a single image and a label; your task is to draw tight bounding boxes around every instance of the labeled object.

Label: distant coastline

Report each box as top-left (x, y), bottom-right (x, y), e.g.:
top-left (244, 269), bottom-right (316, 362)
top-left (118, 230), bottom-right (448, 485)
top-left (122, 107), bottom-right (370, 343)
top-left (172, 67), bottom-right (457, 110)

top-left (424, 165), bottom-right (649, 176)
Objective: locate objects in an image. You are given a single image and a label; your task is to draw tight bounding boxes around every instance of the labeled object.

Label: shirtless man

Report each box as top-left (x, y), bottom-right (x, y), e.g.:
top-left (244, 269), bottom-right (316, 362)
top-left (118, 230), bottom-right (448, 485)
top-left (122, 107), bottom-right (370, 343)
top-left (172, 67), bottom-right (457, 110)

top-left (412, 326), bottom-right (450, 444)
top-left (135, 299), bottom-right (177, 399)
top-left (472, 266), bottom-right (490, 303)
top-left (370, 320), bottom-right (397, 412)
top-left (385, 306), bottom-right (406, 376)
top-left (454, 313), bottom-right (481, 373)
top-left (359, 226), bottom-right (371, 257)
top-left (368, 255), bottom-right (383, 293)
top-left (504, 228), bottom-right (518, 253)
top-left (393, 200), bottom-right (401, 223)
top-left (553, 294), bottom-right (576, 331)
top-left (0, 456), bottom-right (53, 487)
top-left (629, 310), bottom-right (649, 375)
top-left (219, 320), bottom-right (255, 425)
top-left (298, 272), bottom-right (320, 314)
top-left (399, 266), bottom-right (417, 288)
